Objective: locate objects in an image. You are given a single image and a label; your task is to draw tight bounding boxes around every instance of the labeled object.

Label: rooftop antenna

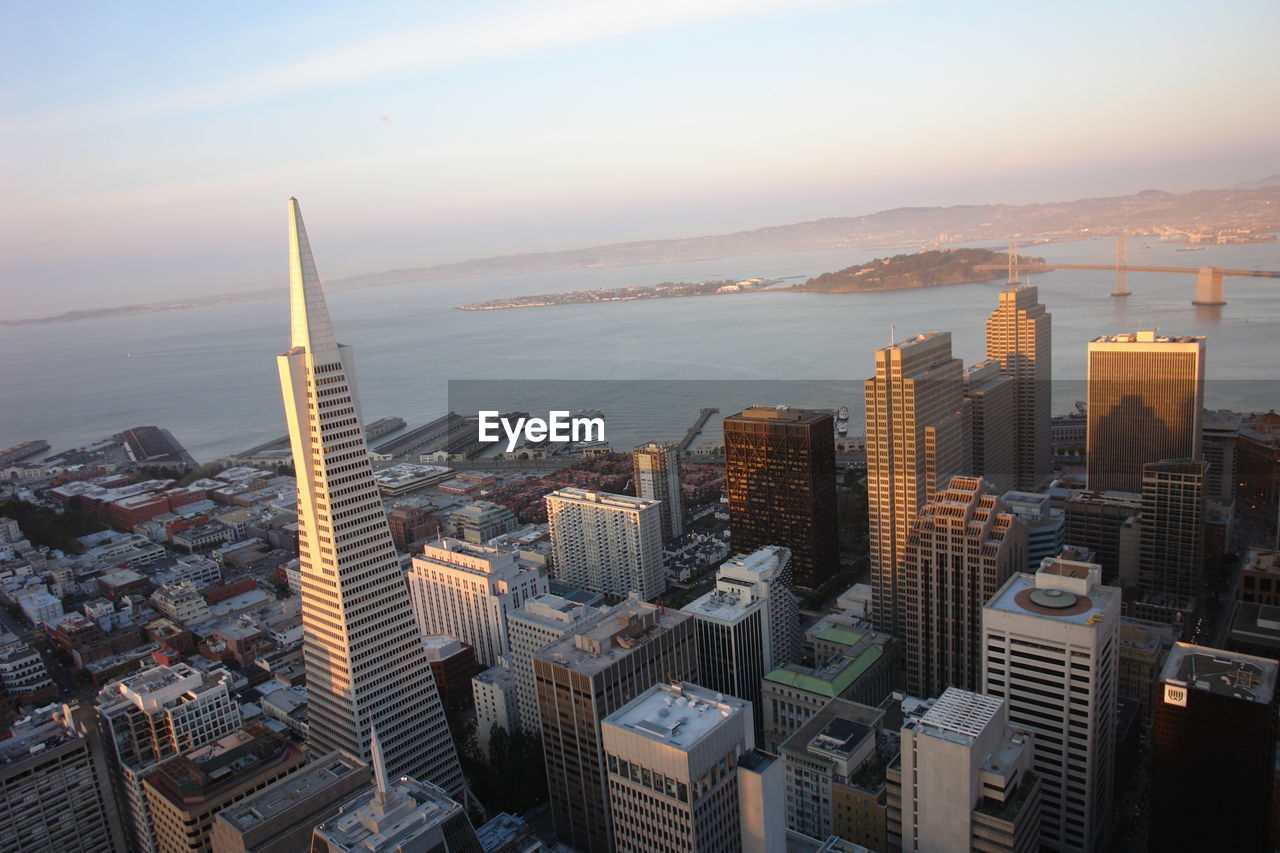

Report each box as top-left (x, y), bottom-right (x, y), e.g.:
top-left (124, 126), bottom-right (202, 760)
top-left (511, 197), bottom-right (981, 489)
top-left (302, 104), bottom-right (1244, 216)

top-left (890, 324), bottom-right (896, 347)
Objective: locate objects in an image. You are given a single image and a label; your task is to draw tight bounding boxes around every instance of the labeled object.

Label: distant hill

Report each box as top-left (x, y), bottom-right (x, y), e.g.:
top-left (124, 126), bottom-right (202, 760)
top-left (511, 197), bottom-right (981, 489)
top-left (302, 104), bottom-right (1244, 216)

top-left (794, 248), bottom-right (1044, 293)
top-left (1231, 175), bottom-right (1280, 190)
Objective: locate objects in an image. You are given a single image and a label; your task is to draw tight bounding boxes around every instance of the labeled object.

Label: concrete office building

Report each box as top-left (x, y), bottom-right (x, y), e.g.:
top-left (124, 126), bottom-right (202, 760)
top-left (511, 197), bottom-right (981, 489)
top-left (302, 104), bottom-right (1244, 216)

top-left (276, 199), bottom-right (461, 793)
top-left (684, 545), bottom-right (799, 730)
top-left (534, 600), bottom-right (698, 853)
top-left (963, 360), bottom-right (1018, 495)
top-left (1001, 491), bottom-right (1065, 572)
top-left (987, 285), bottom-right (1052, 492)
top-left (602, 682), bottom-right (754, 853)
top-left (779, 699), bottom-right (889, 851)
top-left (506, 593), bottom-right (602, 738)
top-left (448, 500), bottom-right (517, 544)
top-left (210, 751), bottom-right (372, 853)
top-left (887, 688), bottom-right (1041, 853)
top-left (545, 488), bottom-right (665, 600)
top-left (1086, 330), bottom-right (1205, 493)
top-left (310, 731), bottom-right (481, 853)
top-left (473, 663), bottom-right (521, 747)
top-left (407, 538), bottom-right (548, 667)
top-left (902, 477), bottom-right (1027, 698)
top-left (983, 559), bottom-right (1119, 852)
top-left (865, 332), bottom-right (969, 636)
top-left (1061, 490), bottom-right (1142, 585)
top-left (0, 703), bottom-right (120, 853)
top-left (632, 441), bottom-right (684, 542)
top-left (143, 724), bottom-right (305, 853)
top-left (1151, 644), bottom-right (1278, 852)
top-left (97, 663), bottom-right (243, 853)
top-left (724, 406), bottom-right (838, 590)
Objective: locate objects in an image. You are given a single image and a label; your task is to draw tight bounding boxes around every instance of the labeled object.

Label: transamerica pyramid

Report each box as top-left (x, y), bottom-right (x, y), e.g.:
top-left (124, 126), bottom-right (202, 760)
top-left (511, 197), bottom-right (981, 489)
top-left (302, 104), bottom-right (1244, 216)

top-left (277, 198), bottom-right (463, 793)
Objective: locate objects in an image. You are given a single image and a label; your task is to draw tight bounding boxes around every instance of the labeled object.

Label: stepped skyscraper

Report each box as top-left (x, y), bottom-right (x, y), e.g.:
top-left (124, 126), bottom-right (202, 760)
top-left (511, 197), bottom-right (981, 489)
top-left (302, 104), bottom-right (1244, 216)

top-left (986, 285), bottom-right (1051, 491)
top-left (276, 198), bottom-right (463, 794)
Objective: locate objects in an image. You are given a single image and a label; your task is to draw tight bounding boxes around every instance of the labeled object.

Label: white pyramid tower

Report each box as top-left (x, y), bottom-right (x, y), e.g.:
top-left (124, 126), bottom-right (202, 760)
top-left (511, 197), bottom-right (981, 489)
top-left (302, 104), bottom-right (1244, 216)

top-left (277, 198), bottom-right (463, 794)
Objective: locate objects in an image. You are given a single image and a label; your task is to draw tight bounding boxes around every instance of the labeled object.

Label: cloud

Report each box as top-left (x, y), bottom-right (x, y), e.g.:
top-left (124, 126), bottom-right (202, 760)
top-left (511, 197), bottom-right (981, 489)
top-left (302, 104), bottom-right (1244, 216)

top-left (3, 0), bottom-right (869, 134)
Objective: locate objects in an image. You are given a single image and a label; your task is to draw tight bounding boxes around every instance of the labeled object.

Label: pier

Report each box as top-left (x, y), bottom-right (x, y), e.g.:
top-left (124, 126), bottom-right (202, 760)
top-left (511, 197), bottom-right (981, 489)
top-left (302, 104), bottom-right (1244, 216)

top-left (678, 408), bottom-right (720, 456)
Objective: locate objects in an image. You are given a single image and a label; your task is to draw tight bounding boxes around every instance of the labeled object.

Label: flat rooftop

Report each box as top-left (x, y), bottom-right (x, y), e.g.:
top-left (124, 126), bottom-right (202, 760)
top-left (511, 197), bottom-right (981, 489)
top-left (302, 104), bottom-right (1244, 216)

top-left (918, 688), bottom-right (1003, 743)
top-left (986, 573), bottom-right (1117, 626)
top-left (603, 682), bottom-right (748, 751)
top-left (1161, 642), bottom-right (1278, 705)
top-left (219, 752), bottom-right (366, 829)
top-left (726, 405), bottom-right (830, 425)
top-left (535, 599), bottom-right (689, 677)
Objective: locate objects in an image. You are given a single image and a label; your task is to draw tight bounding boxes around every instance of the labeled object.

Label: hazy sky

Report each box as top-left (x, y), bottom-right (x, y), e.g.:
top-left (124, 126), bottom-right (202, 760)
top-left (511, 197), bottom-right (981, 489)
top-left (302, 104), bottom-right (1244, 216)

top-left (2, 0), bottom-right (1277, 318)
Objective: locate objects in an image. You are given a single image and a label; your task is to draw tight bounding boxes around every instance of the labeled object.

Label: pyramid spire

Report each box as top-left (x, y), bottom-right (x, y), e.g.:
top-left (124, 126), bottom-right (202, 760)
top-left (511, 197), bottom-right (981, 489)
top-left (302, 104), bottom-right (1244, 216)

top-left (288, 197), bottom-right (338, 354)
top-left (370, 723), bottom-right (390, 803)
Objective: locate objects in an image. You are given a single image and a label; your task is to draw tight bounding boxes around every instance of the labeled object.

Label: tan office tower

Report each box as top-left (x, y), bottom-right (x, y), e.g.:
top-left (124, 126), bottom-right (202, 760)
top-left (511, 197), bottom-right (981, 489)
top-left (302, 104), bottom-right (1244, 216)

top-left (534, 600), bottom-right (698, 853)
top-left (986, 285), bottom-right (1052, 491)
top-left (902, 477), bottom-right (1026, 698)
top-left (1086, 330), bottom-right (1205, 493)
top-left (632, 441), bottom-right (684, 541)
top-left (865, 332), bottom-right (968, 636)
top-left (276, 198), bottom-right (462, 794)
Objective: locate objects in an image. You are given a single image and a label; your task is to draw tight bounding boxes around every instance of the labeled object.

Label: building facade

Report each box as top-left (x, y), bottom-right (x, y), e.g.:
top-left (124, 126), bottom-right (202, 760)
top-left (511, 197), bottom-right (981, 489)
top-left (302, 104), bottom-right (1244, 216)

top-left (902, 477), bottom-right (1027, 698)
top-left (1086, 330), bottom-right (1205, 493)
top-left (963, 359), bottom-right (1018, 495)
top-left (275, 199), bottom-right (461, 794)
top-left (986, 285), bottom-right (1052, 492)
top-left (1137, 459), bottom-right (1206, 607)
top-left (632, 441), bottom-right (684, 542)
top-left (865, 332), bottom-right (969, 636)
top-left (983, 559), bottom-right (1119, 852)
top-left (724, 406), bottom-right (838, 590)
top-left (407, 538), bottom-right (548, 668)
top-left (506, 593), bottom-right (602, 737)
top-left (544, 488), bottom-right (664, 600)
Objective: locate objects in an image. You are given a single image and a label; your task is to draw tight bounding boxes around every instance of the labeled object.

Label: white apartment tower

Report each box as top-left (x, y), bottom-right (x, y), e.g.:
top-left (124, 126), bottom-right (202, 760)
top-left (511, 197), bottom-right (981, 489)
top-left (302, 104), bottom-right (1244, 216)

top-left (986, 285), bottom-right (1052, 491)
top-left (632, 441), bottom-right (684, 541)
top-left (545, 487), bottom-right (664, 600)
top-left (684, 545), bottom-right (799, 728)
top-left (507, 593), bottom-right (602, 737)
top-left (96, 663), bottom-right (242, 853)
top-left (275, 198), bottom-right (462, 794)
top-left (406, 537), bottom-right (549, 667)
top-left (865, 331), bottom-right (969, 637)
top-left (602, 682), bottom-right (757, 853)
top-left (983, 558), bottom-right (1119, 852)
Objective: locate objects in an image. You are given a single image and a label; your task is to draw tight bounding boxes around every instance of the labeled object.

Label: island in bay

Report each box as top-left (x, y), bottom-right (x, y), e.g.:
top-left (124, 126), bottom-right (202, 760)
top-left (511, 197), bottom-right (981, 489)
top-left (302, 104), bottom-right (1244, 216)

top-left (454, 247), bottom-right (1037, 310)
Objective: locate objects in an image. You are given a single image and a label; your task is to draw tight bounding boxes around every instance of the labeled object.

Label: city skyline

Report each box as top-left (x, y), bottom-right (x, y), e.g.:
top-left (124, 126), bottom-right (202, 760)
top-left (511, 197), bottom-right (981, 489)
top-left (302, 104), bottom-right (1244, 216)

top-left (3, 1), bottom-right (1279, 317)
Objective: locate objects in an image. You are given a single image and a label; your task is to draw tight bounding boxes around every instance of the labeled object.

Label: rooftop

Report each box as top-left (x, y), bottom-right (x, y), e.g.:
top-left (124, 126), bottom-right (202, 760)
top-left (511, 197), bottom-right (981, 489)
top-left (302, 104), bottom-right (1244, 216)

top-left (603, 682), bottom-right (748, 751)
top-left (545, 487), bottom-right (659, 511)
top-left (726, 405), bottom-right (831, 425)
top-left (313, 776), bottom-right (467, 851)
top-left (1090, 330), bottom-right (1204, 345)
top-left (1161, 642), bottom-right (1278, 705)
top-left (0, 705), bottom-right (80, 769)
top-left (534, 599), bottom-right (689, 676)
top-left (219, 751), bottom-right (366, 830)
top-left (765, 632), bottom-right (886, 698)
top-left (986, 570), bottom-right (1117, 626)
top-left (917, 688), bottom-right (1003, 743)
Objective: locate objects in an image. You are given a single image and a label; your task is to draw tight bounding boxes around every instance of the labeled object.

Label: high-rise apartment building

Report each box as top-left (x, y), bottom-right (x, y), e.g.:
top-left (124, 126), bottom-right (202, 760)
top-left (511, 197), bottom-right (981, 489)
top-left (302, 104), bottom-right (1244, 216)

top-left (865, 332), bottom-right (969, 636)
top-left (887, 688), bottom-right (1041, 853)
top-left (1138, 459), bottom-right (1206, 605)
top-left (685, 546), bottom-right (799, 732)
top-left (602, 682), bottom-right (754, 853)
top-left (276, 199), bottom-right (461, 793)
top-left (632, 441), bottom-right (684, 542)
top-left (1086, 330), bottom-right (1205, 493)
top-left (983, 559), bottom-right (1119, 852)
top-left (143, 724), bottom-right (305, 853)
top-left (986, 285), bottom-right (1052, 491)
top-left (406, 538), bottom-right (548, 667)
top-left (544, 487), bottom-right (665, 600)
top-left (534, 600), bottom-right (698, 853)
top-left (1151, 643), bottom-right (1278, 852)
top-left (902, 477), bottom-right (1027, 698)
top-left (97, 663), bottom-right (242, 853)
top-left (506, 593), bottom-right (602, 737)
top-left (963, 360), bottom-right (1018, 494)
top-left (724, 406), bottom-right (838, 590)
top-left (0, 704), bottom-right (120, 853)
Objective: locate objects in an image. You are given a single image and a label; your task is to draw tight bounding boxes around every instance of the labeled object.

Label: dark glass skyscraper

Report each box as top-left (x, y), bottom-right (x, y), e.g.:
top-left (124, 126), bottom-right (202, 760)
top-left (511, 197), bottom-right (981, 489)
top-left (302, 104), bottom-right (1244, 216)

top-left (724, 406), bottom-right (838, 590)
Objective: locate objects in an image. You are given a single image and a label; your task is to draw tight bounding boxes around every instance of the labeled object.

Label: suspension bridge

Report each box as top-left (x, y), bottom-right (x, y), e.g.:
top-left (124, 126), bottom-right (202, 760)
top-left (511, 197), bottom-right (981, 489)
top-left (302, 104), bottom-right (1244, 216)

top-left (977, 236), bottom-right (1280, 306)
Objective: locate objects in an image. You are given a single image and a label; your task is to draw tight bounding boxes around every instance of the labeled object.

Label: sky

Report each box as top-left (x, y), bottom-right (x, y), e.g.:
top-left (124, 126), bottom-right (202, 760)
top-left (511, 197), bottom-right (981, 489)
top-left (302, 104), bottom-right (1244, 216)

top-left (2, 0), bottom-right (1278, 318)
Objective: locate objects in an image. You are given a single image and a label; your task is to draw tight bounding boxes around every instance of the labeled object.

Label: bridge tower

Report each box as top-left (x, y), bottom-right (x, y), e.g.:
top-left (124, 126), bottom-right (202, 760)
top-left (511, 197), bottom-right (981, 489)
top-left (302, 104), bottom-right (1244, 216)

top-left (1192, 266), bottom-right (1226, 306)
top-left (1111, 235), bottom-right (1131, 297)
top-left (1007, 242), bottom-right (1019, 284)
